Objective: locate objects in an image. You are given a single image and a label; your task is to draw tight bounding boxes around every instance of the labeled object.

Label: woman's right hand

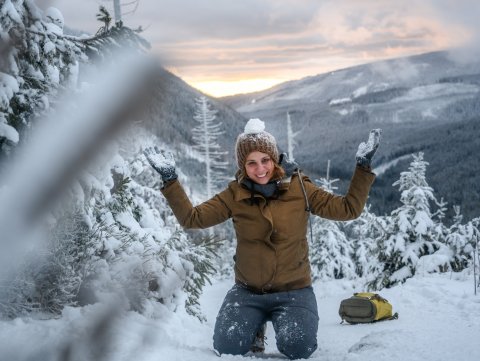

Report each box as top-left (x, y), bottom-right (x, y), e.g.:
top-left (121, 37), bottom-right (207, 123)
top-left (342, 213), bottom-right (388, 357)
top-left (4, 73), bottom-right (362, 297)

top-left (143, 146), bottom-right (178, 182)
top-left (279, 153), bottom-right (298, 177)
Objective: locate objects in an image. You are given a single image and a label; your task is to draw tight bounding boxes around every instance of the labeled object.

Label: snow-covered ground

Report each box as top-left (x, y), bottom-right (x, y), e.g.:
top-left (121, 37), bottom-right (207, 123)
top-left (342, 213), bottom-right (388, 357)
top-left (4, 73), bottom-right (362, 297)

top-left (1, 272), bottom-right (479, 361)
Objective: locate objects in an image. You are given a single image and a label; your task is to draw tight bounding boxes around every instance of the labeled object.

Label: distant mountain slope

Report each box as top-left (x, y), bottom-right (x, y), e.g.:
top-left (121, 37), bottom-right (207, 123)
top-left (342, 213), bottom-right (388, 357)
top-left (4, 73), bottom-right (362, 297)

top-left (145, 68), bottom-right (246, 176)
top-left (370, 116), bottom-right (480, 219)
top-left (222, 51), bottom-right (480, 112)
top-left (220, 51), bottom-right (480, 221)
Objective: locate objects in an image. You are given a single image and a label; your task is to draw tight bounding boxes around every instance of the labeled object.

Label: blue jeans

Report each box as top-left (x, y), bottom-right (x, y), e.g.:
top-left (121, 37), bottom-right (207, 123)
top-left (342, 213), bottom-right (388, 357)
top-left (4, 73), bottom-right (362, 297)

top-left (213, 284), bottom-right (319, 359)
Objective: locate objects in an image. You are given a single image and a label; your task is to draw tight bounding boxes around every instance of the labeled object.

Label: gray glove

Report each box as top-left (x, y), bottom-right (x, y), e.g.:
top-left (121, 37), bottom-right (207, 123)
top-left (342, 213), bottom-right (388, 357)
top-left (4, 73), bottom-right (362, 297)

top-left (143, 146), bottom-right (178, 182)
top-left (356, 129), bottom-right (382, 168)
top-left (279, 152), bottom-right (298, 177)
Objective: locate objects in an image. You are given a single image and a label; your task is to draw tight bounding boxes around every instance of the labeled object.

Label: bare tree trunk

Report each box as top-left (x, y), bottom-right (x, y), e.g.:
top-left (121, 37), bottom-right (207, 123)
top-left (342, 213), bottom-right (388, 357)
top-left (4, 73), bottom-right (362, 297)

top-left (113, 0), bottom-right (122, 23)
top-left (287, 112), bottom-right (294, 161)
top-left (474, 243), bottom-right (478, 295)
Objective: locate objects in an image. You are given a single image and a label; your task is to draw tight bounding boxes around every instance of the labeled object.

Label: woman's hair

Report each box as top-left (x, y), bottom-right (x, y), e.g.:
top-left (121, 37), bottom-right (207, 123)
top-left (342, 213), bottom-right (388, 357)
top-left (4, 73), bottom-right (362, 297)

top-left (237, 161), bottom-right (285, 183)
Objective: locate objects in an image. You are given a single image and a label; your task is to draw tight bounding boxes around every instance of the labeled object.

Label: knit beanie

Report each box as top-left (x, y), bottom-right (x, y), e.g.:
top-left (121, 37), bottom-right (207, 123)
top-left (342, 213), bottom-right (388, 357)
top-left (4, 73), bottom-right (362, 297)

top-left (235, 118), bottom-right (279, 170)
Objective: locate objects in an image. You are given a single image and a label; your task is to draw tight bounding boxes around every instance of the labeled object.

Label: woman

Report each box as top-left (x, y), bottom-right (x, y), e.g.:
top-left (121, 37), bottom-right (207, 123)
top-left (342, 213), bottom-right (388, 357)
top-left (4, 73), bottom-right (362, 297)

top-left (144, 118), bottom-right (381, 360)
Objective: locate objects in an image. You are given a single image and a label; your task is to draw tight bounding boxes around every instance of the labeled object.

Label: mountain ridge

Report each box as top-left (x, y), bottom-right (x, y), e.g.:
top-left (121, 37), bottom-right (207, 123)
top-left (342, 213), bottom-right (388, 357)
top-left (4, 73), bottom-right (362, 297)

top-left (216, 50), bottom-right (480, 221)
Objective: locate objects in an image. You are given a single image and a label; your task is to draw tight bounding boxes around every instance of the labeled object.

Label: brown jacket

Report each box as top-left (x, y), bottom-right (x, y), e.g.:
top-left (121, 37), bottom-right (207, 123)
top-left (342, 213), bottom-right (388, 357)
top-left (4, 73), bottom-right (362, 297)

top-left (161, 166), bottom-right (375, 293)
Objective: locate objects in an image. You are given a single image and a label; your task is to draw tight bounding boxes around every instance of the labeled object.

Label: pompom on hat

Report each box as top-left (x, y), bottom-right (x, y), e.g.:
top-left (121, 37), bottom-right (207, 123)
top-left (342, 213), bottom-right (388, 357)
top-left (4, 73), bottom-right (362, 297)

top-left (235, 118), bottom-right (279, 170)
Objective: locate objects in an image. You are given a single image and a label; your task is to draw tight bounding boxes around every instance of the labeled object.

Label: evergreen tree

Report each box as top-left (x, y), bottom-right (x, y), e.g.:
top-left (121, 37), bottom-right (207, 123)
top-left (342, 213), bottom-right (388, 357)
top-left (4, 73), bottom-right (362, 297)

top-left (446, 208), bottom-right (479, 272)
top-left (0, 0), bottom-right (84, 155)
top-left (79, 131), bottom-right (218, 320)
top-left (191, 96), bottom-right (228, 200)
top-left (369, 153), bottom-right (449, 289)
top-left (310, 218), bottom-right (356, 280)
top-left (0, 2), bottom-right (148, 158)
top-left (346, 205), bottom-right (384, 278)
top-left (309, 175), bottom-right (356, 280)
top-left (0, 2), bottom-right (217, 321)
top-left (0, 204), bottom-right (102, 317)
top-left (85, 6), bottom-right (149, 60)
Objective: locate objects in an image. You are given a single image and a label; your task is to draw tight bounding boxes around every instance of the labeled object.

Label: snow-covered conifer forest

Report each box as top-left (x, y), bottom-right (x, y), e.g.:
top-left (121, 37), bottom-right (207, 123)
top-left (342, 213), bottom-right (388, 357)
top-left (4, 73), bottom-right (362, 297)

top-left (0, 2), bottom-right (479, 361)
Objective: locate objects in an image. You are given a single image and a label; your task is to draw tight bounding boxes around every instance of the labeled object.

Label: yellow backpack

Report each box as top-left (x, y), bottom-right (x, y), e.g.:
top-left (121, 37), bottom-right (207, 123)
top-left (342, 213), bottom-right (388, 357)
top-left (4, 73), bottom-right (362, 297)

top-left (338, 292), bottom-right (398, 324)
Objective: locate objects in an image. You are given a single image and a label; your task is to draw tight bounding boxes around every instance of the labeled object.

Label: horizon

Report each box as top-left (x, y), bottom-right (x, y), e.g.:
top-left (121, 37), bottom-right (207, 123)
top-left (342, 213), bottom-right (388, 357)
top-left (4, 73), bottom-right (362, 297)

top-left (48, 0), bottom-right (480, 97)
top-left (200, 48), bottom-right (453, 98)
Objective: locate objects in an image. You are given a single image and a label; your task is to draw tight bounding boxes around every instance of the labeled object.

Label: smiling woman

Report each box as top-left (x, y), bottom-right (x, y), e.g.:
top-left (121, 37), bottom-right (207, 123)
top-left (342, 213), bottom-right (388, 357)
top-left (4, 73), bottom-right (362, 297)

top-left (190, 78), bottom-right (285, 97)
top-left (143, 117), bottom-right (380, 359)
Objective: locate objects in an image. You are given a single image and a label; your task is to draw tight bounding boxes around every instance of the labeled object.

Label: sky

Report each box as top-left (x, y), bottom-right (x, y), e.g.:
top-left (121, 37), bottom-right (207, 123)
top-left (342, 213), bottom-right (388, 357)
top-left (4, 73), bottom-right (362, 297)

top-left (42, 0), bottom-right (480, 97)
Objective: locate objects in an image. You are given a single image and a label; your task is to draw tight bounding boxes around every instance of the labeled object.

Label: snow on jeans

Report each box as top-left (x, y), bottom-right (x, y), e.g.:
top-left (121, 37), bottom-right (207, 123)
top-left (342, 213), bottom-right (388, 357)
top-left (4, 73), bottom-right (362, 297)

top-left (213, 284), bottom-right (319, 359)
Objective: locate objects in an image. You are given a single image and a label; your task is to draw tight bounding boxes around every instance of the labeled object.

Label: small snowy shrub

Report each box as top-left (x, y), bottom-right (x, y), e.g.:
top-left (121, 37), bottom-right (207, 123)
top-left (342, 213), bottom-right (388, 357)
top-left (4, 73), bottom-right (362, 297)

top-left (368, 153), bottom-right (451, 289)
top-left (0, 207), bottom-right (101, 317)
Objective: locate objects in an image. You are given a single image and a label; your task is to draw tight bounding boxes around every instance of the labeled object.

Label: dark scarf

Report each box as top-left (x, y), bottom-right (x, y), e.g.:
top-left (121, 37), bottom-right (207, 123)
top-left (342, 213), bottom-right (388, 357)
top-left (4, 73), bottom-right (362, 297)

top-left (241, 178), bottom-right (279, 204)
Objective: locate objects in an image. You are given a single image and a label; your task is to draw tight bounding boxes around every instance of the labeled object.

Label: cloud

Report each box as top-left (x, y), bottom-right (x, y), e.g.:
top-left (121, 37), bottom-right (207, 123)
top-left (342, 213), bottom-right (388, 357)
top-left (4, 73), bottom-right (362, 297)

top-left (50, 0), bottom-right (480, 93)
top-left (424, 0), bottom-right (480, 63)
top-left (144, 0), bottom-right (465, 78)
top-left (137, 0), bottom-right (319, 41)
top-left (370, 57), bottom-right (421, 83)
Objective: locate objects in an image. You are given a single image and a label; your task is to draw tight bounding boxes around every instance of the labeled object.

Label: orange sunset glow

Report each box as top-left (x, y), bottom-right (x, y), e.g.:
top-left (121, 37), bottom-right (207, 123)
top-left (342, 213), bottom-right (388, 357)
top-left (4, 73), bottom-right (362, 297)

top-left (189, 78), bottom-right (287, 98)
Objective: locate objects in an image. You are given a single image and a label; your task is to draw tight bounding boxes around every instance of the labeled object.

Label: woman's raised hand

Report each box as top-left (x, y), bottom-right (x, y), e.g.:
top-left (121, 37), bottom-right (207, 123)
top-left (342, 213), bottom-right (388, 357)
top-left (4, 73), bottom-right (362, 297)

top-left (143, 146), bottom-right (178, 182)
top-left (355, 129), bottom-right (382, 168)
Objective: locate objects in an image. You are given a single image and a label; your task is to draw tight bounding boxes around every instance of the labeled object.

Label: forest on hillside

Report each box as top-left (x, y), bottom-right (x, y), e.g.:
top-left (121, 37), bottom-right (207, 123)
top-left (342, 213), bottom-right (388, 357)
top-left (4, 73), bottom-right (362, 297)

top-left (222, 66), bottom-right (480, 223)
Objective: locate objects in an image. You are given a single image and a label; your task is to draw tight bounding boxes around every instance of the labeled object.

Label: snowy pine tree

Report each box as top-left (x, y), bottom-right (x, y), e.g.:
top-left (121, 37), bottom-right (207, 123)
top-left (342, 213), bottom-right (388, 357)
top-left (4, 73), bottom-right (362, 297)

top-left (75, 131), bottom-right (218, 320)
top-left (0, 0), bottom-right (84, 156)
top-left (191, 96), bottom-right (228, 200)
top-left (369, 153), bottom-right (449, 289)
top-left (346, 205), bottom-right (385, 279)
top-left (310, 218), bottom-right (356, 280)
top-left (0, 2), bottom-right (148, 158)
top-left (0, 2), bottom-right (217, 321)
top-left (310, 175), bottom-right (356, 280)
top-left (85, 6), bottom-right (149, 59)
top-left (446, 208), bottom-right (479, 272)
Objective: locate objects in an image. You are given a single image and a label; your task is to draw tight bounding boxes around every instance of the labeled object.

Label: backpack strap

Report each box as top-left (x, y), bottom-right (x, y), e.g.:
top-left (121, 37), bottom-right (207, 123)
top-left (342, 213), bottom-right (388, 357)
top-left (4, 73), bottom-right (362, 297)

top-left (354, 292), bottom-right (390, 303)
top-left (371, 294), bottom-right (389, 303)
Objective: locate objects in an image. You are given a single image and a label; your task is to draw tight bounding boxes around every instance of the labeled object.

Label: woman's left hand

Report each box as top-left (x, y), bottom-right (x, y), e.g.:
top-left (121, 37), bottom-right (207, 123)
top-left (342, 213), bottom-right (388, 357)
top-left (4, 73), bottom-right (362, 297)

top-left (356, 129), bottom-right (382, 167)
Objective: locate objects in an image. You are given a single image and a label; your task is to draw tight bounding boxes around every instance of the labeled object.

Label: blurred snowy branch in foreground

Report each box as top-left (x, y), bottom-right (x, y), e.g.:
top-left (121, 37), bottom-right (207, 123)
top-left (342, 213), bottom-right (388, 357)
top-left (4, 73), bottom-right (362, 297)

top-left (0, 50), bottom-right (159, 267)
top-left (0, 50), bottom-right (161, 359)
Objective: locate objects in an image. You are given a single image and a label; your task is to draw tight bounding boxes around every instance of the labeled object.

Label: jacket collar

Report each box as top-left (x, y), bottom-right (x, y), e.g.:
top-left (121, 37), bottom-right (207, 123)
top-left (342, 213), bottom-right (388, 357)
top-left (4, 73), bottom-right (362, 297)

top-left (233, 172), bottom-right (293, 202)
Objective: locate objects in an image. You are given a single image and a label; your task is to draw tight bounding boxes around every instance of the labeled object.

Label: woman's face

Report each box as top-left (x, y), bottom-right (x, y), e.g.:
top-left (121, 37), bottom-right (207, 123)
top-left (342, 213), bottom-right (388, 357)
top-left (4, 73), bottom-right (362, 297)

top-left (245, 151), bottom-right (274, 184)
